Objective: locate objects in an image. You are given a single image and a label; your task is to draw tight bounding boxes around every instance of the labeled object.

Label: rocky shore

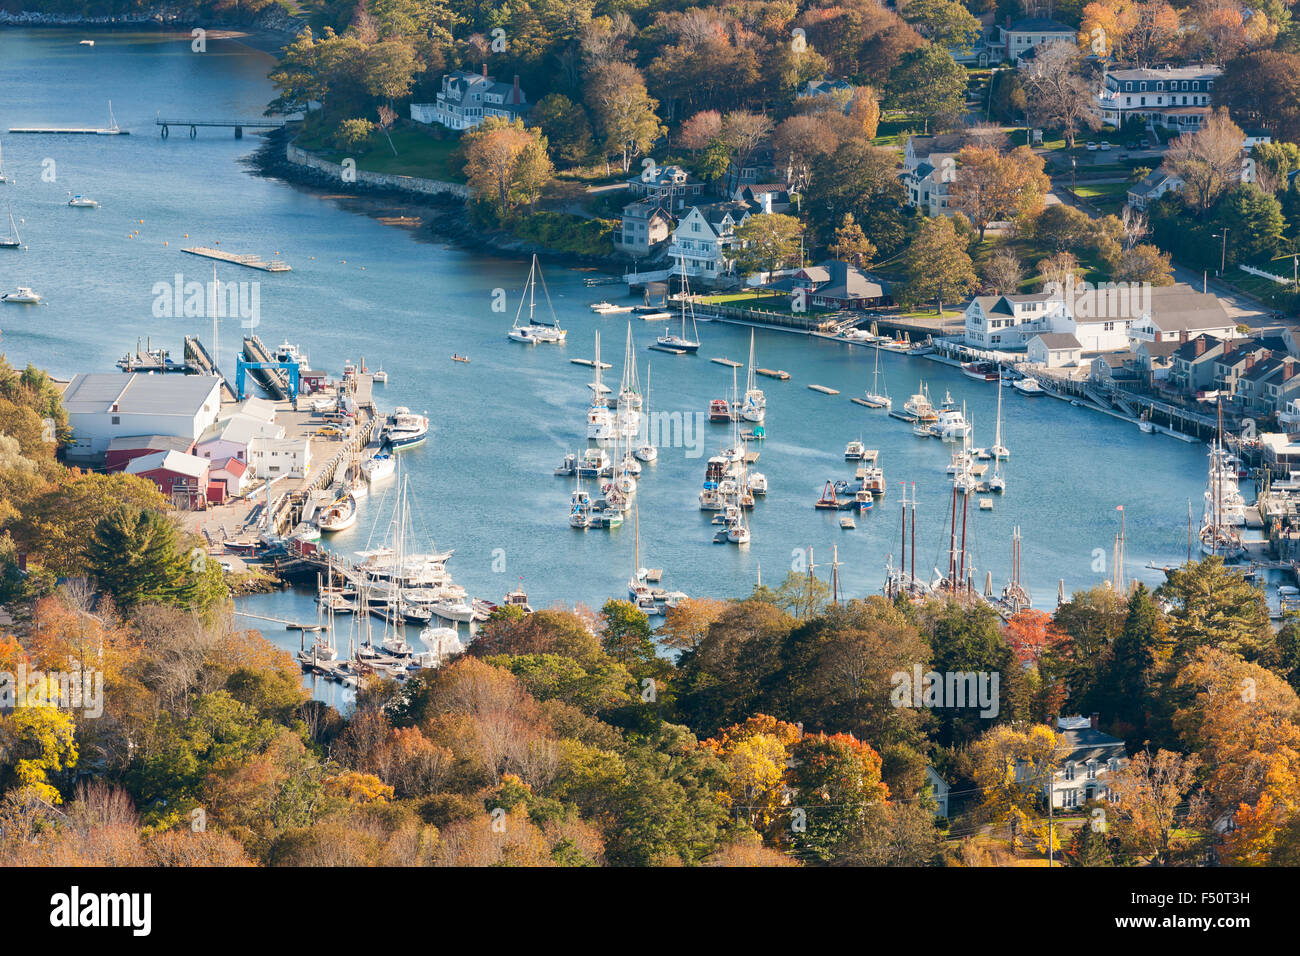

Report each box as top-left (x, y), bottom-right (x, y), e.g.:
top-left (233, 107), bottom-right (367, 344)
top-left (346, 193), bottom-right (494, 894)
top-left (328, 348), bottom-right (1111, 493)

top-left (249, 128), bottom-right (628, 271)
top-left (0, 5), bottom-right (304, 54)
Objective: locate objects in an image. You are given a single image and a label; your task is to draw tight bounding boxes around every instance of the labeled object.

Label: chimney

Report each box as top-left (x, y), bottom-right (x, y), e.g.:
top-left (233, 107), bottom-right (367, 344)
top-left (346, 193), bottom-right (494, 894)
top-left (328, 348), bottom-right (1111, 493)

top-left (512, 75), bottom-right (521, 104)
top-left (1090, 713), bottom-right (1100, 731)
top-left (1179, 329), bottom-right (1188, 343)
top-left (1287, 358), bottom-right (1296, 381)
top-left (481, 63), bottom-right (488, 79)
top-left (1222, 337), bottom-right (1235, 357)
top-left (1245, 351), bottom-right (1256, 370)
top-left (1194, 336), bottom-right (1207, 357)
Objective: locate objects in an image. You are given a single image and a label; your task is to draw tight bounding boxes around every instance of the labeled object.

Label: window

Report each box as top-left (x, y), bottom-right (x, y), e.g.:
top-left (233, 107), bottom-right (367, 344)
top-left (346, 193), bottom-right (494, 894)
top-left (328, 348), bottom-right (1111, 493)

top-left (111, 416), bottom-right (120, 425)
top-left (1064, 762), bottom-right (1076, 781)
top-left (1087, 760), bottom-right (1098, 780)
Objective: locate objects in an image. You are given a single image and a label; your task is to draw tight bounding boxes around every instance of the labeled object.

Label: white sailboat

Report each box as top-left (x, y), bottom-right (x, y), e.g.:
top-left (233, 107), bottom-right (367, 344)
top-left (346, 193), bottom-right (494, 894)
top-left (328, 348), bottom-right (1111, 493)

top-left (318, 492), bottom-right (358, 532)
top-left (991, 374), bottom-right (1010, 460)
top-left (658, 258), bottom-right (701, 353)
top-left (0, 203), bottom-right (20, 249)
top-left (508, 253), bottom-right (566, 344)
top-left (587, 330), bottom-right (616, 441)
top-left (863, 341), bottom-right (891, 409)
top-left (740, 330), bottom-right (765, 422)
top-left (634, 364), bottom-right (658, 463)
top-left (616, 322), bottom-right (642, 439)
top-left (628, 502), bottom-right (661, 615)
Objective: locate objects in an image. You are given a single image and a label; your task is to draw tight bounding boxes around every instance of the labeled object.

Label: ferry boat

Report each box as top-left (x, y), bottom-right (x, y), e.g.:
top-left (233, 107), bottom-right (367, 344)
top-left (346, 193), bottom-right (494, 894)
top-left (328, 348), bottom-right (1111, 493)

top-left (962, 361), bottom-right (1000, 382)
top-left (384, 407), bottom-right (429, 449)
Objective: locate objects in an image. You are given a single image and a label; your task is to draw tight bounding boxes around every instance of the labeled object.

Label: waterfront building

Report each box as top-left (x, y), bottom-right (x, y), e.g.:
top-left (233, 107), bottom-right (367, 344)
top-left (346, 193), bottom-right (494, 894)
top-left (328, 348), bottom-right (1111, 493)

top-left (1093, 64), bottom-right (1221, 131)
top-left (124, 449), bottom-right (212, 510)
top-left (1133, 338), bottom-right (1180, 383)
top-left (209, 456), bottom-right (253, 500)
top-left (625, 165), bottom-right (705, 213)
top-left (1027, 332), bottom-right (1083, 368)
top-left (776, 260), bottom-right (892, 310)
top-left (964, 293), bottom-right (1066, 348)
top-left (668, 202), bottom-right (752, 281)
top-left (62, 373), bottom-right (222, 462)
top-left (196, 412), bottom-right (285, 463)
top-left (903, 134), bottom-right (963, 217)
top-left (615, 200), bottom-right (674, 257)
top-left (246, 436), bottom-right (311, 479)
top-left (104, 435), bottom-right (197, 472)
top-left (409, 68), bottom-right (528, 131)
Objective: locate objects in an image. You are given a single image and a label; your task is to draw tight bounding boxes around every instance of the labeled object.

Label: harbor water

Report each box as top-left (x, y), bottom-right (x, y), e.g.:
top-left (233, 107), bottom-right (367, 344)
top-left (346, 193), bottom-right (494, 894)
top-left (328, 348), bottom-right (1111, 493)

top-left (0, 30), bottom-right (1212, 703)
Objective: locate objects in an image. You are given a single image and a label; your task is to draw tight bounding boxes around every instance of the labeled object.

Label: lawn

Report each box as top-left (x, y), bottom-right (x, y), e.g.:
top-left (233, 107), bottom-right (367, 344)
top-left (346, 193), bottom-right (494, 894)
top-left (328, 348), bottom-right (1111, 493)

top-left (699, 291), bottom-right (831, 315)
top-left (295, 124), bottom-right (465, 183)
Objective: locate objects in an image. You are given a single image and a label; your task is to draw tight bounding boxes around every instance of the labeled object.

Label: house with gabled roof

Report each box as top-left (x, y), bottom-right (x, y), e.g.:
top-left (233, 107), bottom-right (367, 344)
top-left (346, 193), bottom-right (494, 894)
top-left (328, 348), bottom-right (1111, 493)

top-left (626, 164), bottom-right (705, 213)
top-left (615, 199), bottom-right (674, 257)
top-left (1000, 17), bottom-right (1076, 66)
top-left (1093, 65), bottom-right (1221, 131)
top-left (964, 292), bottom-right (1066, 348)
top-left (903, 134), bottom-right (964, 217)
top-left (410, 67), bottom-right (528, 131)
top-left (668, 201), bottom-right (752, 281)
top-left (125, 449), bottom-right (211, 510)
top-left (1127, 169), bottom-right (1182, 210)
top-left (1045, 716), bottom-right (1128, 810)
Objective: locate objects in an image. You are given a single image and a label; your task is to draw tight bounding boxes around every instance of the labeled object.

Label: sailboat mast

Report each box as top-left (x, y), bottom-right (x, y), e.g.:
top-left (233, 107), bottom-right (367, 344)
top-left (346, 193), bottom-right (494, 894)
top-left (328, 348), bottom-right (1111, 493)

top-left (910, 483), bottom-right (916, 588)
top-left (529, 255), bottom-right (536, 322)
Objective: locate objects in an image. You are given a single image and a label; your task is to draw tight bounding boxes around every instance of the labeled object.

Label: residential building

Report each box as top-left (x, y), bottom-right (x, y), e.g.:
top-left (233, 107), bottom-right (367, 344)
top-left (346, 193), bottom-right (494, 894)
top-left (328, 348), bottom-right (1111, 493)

top-left (1169, 334), bottom-right (1231, 394)
top-left (925, 766), bottom-right (950, 819)
top-left (1127, 169), bottom-right (1182, 210)
top-left (615, 200), bottom-right (674, 257)
top-left (62, 373), bottom-right (222, 462)
top-left (124, 450), bottom-right (211, 510)
top-left (1045, 716), bottom-right (1127, 810)
top-left (735, 184), bottom-right (793, 214)
top-left (798, 78), bottom-right (855, 103)
top-left (409, 68), bottom-right (528, 131)
top-left (1133, 337), bottom-right (1180, 382)
top-left (903, 134), bottom-right (963, 216)
top-left (1000, 18), bottom-right (1076, 66)
top-left (668, 202), bottom-right (752, 281)
top-left (785, 260), bottom-right (892, 310)
top-left (1128, 286), bottom-right (1236, 343)
top-left (964, 293), bottom-right (1066, 348)
top-left (1028, 332), bottom-right (1083, 367)
top-left (626, 164), bottom-right (705, 213)
top-left (1093, 65), bottom-right (1220, 131)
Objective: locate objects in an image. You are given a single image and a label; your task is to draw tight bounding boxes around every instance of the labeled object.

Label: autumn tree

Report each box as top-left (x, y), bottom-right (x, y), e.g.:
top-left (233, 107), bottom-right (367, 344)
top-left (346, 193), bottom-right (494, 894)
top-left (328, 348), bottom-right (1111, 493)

top-left (1021, 43), bottom-right (1101, 149)
top-left (949, 145), bottom-right (1049, 240)
top-left (831, 213), bottom-right (876, 267)
top-left (1112, 243), bottom-right (1175, 285)
top-left (585, 62), bottom-right (664, 174)
top-left (968, 723), bottom-right (1065, 853)
top-left (899, 0), bottom-right (982, 51)
top-left (461, 118), bottom-right (554, 219)
top-left (1107, 749), bottom-right (1199, 864)
top-left (734, 214), bottom-right (803, 279)
top-left (888, 43), bottom-right (968, 132)
top-left (659, 597), bottom-right (727, 653)
top-left (1215, 50), bottom-right (1300, 144)
top-left (1163, 108), bottom-right (1247, 216)
top-left (787, 732), bottom-right (888, 862)
top-left (901, 216), bottom-right (978, 313)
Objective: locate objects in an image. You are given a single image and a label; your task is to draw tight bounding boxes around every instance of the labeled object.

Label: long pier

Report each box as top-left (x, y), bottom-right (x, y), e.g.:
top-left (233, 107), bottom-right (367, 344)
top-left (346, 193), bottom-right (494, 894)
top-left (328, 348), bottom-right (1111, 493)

top-left (157, 117), bottom-right (285, 139)
top-left (183, 246), bottom-right (291, 272)
top-left (9, 125), bottom-right (127, 135)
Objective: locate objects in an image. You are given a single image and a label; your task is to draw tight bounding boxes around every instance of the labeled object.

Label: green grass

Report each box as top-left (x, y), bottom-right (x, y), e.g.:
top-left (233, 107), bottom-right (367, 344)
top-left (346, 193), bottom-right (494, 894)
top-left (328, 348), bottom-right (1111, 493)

top-left (1073, 181), bottom-right (1130, 199)
top-left (699, 291), bottom-right (831, 315)
top-left (295, 124), bottom-right (465, 183)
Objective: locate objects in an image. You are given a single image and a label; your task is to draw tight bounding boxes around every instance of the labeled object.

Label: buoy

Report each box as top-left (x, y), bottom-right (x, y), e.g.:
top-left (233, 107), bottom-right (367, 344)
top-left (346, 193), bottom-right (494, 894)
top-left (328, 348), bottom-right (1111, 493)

top-left (184, 233), bottom-right (189, 238)
top-left (138, 219), bottom-right (143, 224)
top-left (163, 241), bottom-right (168, 246)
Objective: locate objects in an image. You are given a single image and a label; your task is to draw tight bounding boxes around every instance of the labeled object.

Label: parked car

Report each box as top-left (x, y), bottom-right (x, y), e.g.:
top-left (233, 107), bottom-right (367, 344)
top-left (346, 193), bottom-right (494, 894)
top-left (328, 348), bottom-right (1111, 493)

top-left (1085, 142), bottom-right (1098, 150)
top-left (1099, 141), bottom-right (1112, 151)
top-left (1125, 140), bottom-right (1140, 150)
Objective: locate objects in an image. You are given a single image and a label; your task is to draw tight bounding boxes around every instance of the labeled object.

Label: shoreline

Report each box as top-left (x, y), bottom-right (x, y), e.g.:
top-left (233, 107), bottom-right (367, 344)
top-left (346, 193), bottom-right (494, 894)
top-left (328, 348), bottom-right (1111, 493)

top-left (0, 8), bottom-right (303, 56)
top-left (248, 128), bottom-right (628, 273)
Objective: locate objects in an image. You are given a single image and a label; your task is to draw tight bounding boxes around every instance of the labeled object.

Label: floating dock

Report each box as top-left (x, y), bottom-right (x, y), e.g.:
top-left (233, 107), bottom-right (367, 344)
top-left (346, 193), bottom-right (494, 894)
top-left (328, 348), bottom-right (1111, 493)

top-left (807, 384), bottom-right (840, 395)
top-left (184, 247), bottom-right (291, 272)
top-left (570, 358), bottom-right (612, 369)
top-left (9, 126), bottom-right (128, 135)
top-left (711, 357), bottom-right (742, 368)
top-left (756, 368), bottom-right (790, 380)
top-left (649, 345), bottom-right (687, 355)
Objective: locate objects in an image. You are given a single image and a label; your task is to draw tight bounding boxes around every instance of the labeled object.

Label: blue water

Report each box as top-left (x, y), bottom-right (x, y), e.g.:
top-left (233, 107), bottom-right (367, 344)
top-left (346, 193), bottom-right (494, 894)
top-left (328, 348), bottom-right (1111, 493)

top-left (0, 30), bottom-right (1210, 703)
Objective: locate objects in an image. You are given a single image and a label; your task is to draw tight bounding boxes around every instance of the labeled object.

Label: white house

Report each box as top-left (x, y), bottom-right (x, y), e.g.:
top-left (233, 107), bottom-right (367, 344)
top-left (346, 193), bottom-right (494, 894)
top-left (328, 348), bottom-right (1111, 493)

top-left (1000, 17), bottom-right (1076, 67)
top-left (1093, 65), bottom-right (1220, 131)
top-left (62, 373), bottom-right (222, 461)
top-left (1047, 715), bottom-right (1127, 810)
top-left (668, 202), bottom-right (752, 281)
top-left (903, 134), bottom-right (963, 217)
top-left (925, 766), bottom-right (950, 819)
top-left (410, 68), bottom-right (528, 131)
top-left (1128, 285), bottom-right (1236, 343)
top-left (247, 436), bottom-right (311, 479)
top-left (1127, 169), bottom-right (1183, 210)
top-left (1028, 332), bottom-right (1083, 367)
top-left (195, 412), bottom-right (285, 464)
top-left (964, 293), bottom-right (1066, 348)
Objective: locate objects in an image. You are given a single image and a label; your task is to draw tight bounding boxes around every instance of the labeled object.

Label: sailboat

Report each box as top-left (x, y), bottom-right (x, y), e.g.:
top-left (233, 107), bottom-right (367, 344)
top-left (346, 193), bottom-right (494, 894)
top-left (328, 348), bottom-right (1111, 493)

top-left (657, 256), bottom-right (701, 353)
top-left (99, 100), bottom-right (124, 135)
top-left (634, 364), bottom-right (658, 463)
top-left (0, 142), bottom-right (9, 184)
top-left (616, 322), bottom-right (642, 438)
top-left (318, 492), bottom-right (358, 532)
top-left (990, 371), bottom-right (1010, 460)
top-left (508, 253), bottom-right (566, 344)
top-left (740, 330), bottom-right (765, 422)
top-left (587, 330), bottom-right (616, 441)
top-left (0, 203), bottom-right (21, 249)
top-left (863, 341), bottom-right (891, 409)
top-left (627, 502), bottom-right (661, 614)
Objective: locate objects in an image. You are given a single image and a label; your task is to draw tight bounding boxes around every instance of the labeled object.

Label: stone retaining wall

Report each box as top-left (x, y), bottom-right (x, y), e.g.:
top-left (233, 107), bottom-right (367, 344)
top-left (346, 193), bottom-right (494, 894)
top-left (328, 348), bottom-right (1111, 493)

top-left (285, 144), bottom-right (471, 200)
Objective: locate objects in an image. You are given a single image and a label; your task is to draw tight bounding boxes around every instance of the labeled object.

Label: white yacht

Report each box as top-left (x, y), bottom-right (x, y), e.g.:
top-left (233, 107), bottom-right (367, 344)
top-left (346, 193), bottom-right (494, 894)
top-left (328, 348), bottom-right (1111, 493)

top-left (384, 407), bottom-right (429, 449)
top-left (318, 493), bottom-right (357, 532)
top-left (362, 452), bottom-right (395, 482)
top-left (903, 385), bottom-right (938, 422)
top-left (1012, 376), bottom-right (1043, 396)
top-left (844, 440), bottom-right (866, 460)
top-left (935, 406), bottom-right (972, 441)
top-left (740, 331), bottom-right (765, 422)
top-left (1, 286), bottom-right (40, 304)
top-left (587, 331), bottom-right (616, 441)
top-left (67, 192), bottom-right (99, 208)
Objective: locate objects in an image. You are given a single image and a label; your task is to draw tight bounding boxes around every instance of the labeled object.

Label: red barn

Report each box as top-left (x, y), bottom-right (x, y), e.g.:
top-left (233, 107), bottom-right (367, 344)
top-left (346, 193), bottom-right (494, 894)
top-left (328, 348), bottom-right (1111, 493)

top-left (104, 435), bottom-right (196, 473)
top-left (124, 450), bottom-right (210, 510)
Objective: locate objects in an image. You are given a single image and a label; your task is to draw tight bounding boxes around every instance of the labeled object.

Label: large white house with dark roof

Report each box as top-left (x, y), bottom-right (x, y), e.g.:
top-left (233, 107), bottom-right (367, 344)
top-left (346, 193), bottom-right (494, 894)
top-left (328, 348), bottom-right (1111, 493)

top-left (410, 68), bottom-right (528, 131)
top-left (668, 202), bottom-right (752, 280)
top-left (1093, 65), bottom-right (1221, 130)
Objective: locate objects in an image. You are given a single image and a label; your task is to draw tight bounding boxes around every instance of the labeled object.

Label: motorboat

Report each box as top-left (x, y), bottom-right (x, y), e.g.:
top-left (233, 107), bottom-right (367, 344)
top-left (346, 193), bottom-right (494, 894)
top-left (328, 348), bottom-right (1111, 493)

top-left (591, 300), bottom-right (634, 314)
top-left (1, 286), bottom-right (40, 304)
top-left (502, 588), bottom-right (533, 613)
top-left (372, 366), bottom-right (389, 383)
top-left (844, 440), bottom-right (866, 460)
top-left (1012, 376), bottom-right (1044, 396)
top-left (318, 493), bottom-right (358, 532)
top-left (709, 398), bottom-right (732, 422)
top-left (67, 193), bottom-right (99, 208)
top-left (961, 361), bottom-right (1000, 382)
top-left (935, 407), bottom-right (972, 441)
top-left (419, 626), bottom-right (466, 663)
top-left (362, 452), bottom-right (396, 482)
top-left (746, 471), bottom-right (768, 495)
top-left (903, 386), bottom-right (938, 422)
top-left (384, 407), bottom-right (429, 449)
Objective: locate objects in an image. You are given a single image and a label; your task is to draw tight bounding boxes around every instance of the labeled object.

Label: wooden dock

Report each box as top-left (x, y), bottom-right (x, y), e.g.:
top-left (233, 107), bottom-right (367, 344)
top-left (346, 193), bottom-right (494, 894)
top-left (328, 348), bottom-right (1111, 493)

top-left (184, 247), bottom-right (291, 272)
top-left (711, 357), bottom-right (743, 368)
top-left (808, 384), bottom-right (840, 395)
top-left (756, 368), bottom-right (790, 380)
top-left (649, 345), bottom-right (687, 355)
top-left (570, 358), bottom-right (612, 369)
top-left (9, 126), bottom-right (128, 135)
top-left (157, 117), bottom-right (285, 139)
